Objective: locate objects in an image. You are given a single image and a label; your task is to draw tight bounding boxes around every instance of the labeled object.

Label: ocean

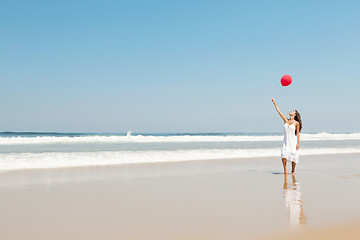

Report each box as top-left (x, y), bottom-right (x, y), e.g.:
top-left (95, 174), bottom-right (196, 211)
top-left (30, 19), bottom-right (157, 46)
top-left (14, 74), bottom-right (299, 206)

top-left (1, 132), bottom-right (360, 171)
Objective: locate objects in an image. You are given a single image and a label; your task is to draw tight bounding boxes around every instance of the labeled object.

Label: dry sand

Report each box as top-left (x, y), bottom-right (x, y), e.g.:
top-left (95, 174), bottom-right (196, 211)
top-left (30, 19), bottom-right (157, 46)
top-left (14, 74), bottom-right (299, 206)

top-left (263, 220), bottom-right (360, 240)
top-left (0, 153), bottom-right (359, 240)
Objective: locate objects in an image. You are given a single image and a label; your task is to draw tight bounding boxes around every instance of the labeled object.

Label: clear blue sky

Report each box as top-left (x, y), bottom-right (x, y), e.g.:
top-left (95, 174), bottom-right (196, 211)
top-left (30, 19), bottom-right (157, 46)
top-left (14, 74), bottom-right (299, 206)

top-left (1, 0), bottom-right (359, 133)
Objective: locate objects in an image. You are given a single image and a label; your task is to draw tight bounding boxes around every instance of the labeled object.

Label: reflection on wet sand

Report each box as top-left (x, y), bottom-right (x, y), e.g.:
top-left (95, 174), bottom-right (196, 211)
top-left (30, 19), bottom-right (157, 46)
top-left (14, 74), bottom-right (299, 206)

top-left (283, 175), bottom-right (306, 226)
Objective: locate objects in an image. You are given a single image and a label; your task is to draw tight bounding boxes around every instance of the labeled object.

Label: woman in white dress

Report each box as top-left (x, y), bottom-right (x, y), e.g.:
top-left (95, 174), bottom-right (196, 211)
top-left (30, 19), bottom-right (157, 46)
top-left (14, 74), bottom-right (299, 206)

top-left (272, 98), bottom-right (302, 175)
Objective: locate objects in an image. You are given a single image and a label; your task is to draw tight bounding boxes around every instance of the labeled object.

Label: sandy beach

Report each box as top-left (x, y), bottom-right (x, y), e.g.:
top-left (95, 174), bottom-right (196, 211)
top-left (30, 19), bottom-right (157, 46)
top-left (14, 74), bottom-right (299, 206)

top-left (265, 220), bottom-right (360, 240)
top-left (3, 0), bottom-right (359, 239)
top-left (0, 153), bottom-right (359, 240)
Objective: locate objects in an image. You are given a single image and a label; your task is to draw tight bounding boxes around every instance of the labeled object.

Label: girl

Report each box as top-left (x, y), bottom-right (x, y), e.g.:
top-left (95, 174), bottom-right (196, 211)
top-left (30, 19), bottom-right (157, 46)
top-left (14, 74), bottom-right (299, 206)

top-left (272, 98), bottom-right (302, 175)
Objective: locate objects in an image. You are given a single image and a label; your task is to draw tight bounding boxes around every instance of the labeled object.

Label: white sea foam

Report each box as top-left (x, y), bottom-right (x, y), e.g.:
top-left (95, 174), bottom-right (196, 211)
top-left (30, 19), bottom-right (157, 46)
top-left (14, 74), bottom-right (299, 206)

top-left (0, 132), bottom-right (360, 145)
top-left (1, 147), bottom-right (360, 171)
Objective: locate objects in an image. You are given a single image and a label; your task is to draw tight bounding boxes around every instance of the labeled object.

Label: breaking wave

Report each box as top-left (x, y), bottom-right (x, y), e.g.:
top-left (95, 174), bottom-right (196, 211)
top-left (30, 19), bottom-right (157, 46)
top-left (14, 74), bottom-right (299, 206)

top-left (0, 132), bottom-right (360, 145)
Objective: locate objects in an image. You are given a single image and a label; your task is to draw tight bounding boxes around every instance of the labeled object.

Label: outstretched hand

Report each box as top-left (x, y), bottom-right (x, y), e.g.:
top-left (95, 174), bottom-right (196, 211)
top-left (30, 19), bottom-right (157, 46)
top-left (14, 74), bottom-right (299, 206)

top-left (272, 98), bottom-right (275, 104)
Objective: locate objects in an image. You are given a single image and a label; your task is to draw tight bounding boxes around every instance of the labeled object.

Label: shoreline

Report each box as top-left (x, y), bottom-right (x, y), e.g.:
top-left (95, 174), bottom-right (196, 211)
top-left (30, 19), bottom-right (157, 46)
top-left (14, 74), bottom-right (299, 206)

top-left (1, 151), bottom-right (360, 174)
top-left (1, 153), bottom-right (359, 239)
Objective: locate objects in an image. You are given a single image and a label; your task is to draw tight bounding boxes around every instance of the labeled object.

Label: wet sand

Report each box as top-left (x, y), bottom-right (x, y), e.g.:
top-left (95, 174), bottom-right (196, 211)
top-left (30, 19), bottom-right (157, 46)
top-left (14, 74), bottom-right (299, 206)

top-left (0, 153), bottom-right (359, 240)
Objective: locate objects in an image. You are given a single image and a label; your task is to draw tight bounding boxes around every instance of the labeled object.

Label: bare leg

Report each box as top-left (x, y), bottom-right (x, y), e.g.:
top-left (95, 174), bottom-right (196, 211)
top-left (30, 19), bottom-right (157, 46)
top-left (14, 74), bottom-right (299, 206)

top-left (282, 158), bottom-right (287, 174)
top-left (291, 162), bottom-right (296, 175)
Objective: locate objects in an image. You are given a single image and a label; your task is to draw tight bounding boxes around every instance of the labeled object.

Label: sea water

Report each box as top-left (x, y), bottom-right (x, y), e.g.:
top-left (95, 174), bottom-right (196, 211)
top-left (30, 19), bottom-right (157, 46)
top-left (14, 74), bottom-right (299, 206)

top-left (1, 132), bottom-right (360, 171)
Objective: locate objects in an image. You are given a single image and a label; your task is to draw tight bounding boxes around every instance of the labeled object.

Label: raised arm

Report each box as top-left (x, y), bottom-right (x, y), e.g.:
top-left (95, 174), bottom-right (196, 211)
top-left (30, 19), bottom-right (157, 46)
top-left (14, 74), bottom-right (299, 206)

top-left (272, 98), bottom-right (287, 123)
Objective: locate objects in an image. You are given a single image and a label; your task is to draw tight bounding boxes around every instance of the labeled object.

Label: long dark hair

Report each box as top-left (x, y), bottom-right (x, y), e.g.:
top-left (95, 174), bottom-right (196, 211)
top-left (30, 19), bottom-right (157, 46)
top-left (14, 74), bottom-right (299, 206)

top-left (294, 110), bottom-right (302, 135)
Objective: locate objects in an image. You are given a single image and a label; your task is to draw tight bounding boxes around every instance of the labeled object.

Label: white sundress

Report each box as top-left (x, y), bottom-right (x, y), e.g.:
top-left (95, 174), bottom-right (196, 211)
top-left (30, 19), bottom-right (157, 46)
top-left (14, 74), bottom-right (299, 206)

top-left (281, 122), bottom-right (299, 163)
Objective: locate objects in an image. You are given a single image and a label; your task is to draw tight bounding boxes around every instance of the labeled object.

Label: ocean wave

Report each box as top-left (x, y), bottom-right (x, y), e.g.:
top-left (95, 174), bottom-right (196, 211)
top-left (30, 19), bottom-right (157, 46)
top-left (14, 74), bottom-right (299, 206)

top-left (0, 132), bottom-right (360, 145)
top-left (1, 147), bottom-right (360, 171)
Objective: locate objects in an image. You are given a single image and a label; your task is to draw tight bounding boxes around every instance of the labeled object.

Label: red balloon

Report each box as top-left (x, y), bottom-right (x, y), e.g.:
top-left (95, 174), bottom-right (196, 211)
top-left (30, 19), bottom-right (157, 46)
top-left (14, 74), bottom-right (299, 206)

top-left (281, 75), bottom-right (292, 87)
